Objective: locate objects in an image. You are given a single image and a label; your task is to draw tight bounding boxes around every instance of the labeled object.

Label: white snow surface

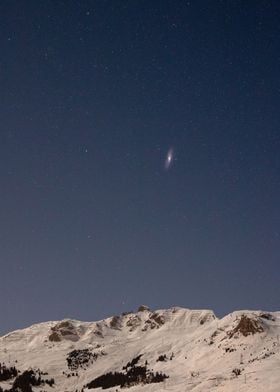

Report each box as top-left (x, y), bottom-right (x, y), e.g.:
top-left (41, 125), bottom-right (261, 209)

top-left (1, 306), bottom-right (280, 391)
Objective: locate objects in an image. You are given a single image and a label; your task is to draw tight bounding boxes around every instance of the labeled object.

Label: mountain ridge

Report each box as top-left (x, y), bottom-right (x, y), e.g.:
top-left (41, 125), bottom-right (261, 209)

top-left (1, 306), bottom-right (279, 391)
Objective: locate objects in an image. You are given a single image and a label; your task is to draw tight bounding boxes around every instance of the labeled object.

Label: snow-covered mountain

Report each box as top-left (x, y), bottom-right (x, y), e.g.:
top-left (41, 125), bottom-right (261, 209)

top-left (0, 306), bottom-right (280, 391)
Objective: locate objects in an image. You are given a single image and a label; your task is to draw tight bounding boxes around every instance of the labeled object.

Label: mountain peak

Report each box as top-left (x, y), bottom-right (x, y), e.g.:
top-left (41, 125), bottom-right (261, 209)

top-left (0, 307), bottom-right (279, 391)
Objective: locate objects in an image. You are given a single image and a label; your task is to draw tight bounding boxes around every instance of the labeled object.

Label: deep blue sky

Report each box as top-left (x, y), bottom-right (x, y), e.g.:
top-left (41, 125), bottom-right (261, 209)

top-left (1, 0), bottom-right (279, 335)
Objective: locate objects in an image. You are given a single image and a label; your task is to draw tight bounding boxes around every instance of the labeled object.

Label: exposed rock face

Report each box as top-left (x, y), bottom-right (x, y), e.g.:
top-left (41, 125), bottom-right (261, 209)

top-left (49, 331), bottom-right (61, 342)
top-left (138, 305), bottom-right (151, 312)
top-left (49, 320), bottom-right (80, 342)
top-left (109, 315), bottom-right (122, 330)
top-left (142, 311), bottom-right (165, 331)
top-left (199, 312), bottom-right (216, 325)
top-left (126, 315), bottom-right (141, 331)
top-left (260, 313), bottom-right (275, 321)
top-left (228, 315), bottom-right (264, 338)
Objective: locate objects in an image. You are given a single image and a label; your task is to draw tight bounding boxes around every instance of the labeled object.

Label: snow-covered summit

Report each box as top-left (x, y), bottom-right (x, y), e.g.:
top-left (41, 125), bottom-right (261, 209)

top-left (0, 306), bottom-right (279, 391)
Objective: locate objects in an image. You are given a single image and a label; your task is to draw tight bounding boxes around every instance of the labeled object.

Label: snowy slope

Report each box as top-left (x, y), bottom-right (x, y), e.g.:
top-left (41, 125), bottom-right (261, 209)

top-left (0, 306), bottom-right (280, 391)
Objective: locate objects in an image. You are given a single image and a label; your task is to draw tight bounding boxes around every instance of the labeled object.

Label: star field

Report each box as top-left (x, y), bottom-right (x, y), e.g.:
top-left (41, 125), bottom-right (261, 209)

top-left (0, 1), bottom-right (280, 335)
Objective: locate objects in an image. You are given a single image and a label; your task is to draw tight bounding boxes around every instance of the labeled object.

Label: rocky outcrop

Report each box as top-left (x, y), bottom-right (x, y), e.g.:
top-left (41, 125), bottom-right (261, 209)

top-left (48, 320), bottom-right (79, 342)
top-left (228, 315), bottom-right (264, 338)
top-left (138, 305), bottom-right (150, 312)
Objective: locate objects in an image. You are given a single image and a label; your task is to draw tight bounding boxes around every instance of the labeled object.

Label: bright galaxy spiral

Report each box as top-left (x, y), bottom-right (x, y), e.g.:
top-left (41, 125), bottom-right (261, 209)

top-left (164, 147), bottom-right (174, 170)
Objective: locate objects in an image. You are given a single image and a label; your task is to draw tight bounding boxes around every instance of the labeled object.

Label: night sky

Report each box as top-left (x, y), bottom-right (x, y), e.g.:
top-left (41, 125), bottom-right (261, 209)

top-left (1, 1), bottom-right (280, 335)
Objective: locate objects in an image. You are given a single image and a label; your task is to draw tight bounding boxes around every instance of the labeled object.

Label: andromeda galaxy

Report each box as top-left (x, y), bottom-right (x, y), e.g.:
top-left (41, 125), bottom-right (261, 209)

top-left (164, 147), bottom-right (174, 170)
